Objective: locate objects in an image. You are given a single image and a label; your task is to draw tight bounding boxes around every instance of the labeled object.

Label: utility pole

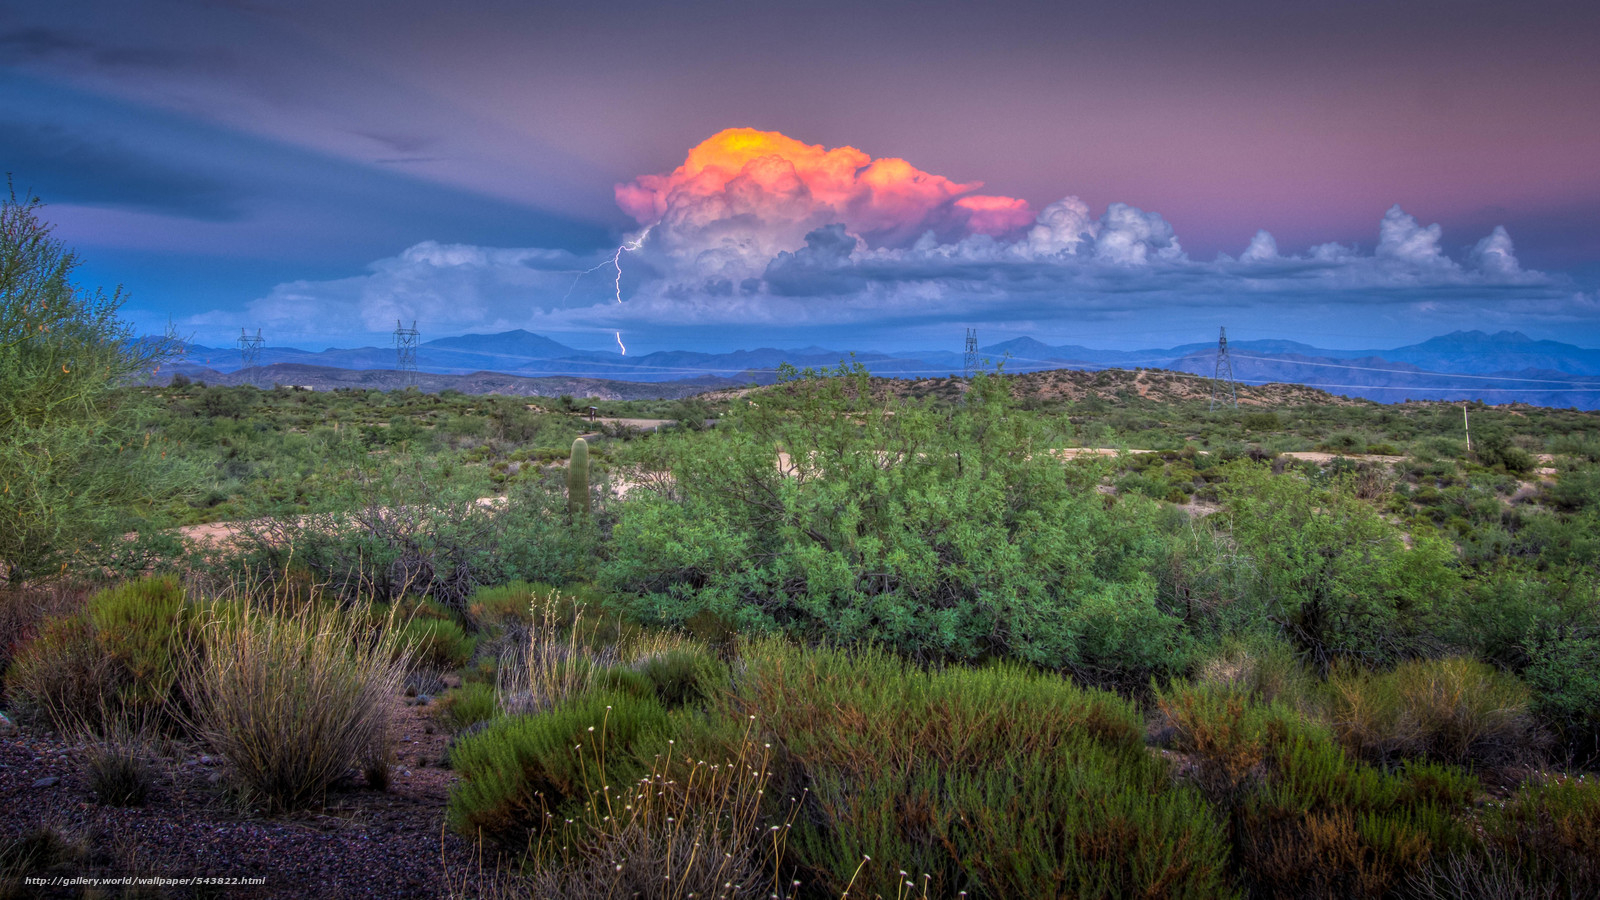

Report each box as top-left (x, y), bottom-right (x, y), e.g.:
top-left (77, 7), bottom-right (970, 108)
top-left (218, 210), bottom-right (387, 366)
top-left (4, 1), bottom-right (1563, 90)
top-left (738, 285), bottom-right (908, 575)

top-left (963, 328), bottom-right (978, 379)
top-left (1210, 326), bottom-right (1238, 411)
top-left (394, 319), bottom-right (420, 388)
top-left (236, 328), bottom-right (263, 370)
top-left (1463, 403), bottom-right (1472, 454)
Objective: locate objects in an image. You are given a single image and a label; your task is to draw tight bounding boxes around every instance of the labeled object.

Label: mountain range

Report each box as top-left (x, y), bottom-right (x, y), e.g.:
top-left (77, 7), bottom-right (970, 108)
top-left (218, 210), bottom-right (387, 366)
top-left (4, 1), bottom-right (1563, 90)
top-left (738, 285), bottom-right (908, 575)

top-left (166, 330), bottom-right (1600, 409)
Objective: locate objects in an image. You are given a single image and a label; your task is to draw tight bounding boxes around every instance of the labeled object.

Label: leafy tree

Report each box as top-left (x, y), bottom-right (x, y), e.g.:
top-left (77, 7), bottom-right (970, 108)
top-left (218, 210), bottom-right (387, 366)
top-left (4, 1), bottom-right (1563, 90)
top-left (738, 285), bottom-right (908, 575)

top-left (0, 186), bottom-right (175, 583)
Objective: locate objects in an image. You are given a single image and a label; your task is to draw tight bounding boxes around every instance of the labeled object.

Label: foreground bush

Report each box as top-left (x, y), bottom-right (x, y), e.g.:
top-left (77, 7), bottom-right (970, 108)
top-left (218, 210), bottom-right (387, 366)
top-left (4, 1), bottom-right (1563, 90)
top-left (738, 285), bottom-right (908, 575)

top-left (7, 576), bottom-right (188, 731)
top-left (521, 730), bottom-right (785, 899)
top-left (1158, 681), bottom-right (1479, 898)
top-left (182, 599), bottom-right (409, 811)
top-left (716, 641), bottom-right (1233, 899)
top-left (466, 581), bottom-right (538, 629)
top-left (0, 188), bottom-right (179, 584)
top-left (1481, 776), bottom-right (1600, 892)
top-left (1218, 462), bottom-right (1459, 671)
top-left (446, 690), bottom-right (668, 844)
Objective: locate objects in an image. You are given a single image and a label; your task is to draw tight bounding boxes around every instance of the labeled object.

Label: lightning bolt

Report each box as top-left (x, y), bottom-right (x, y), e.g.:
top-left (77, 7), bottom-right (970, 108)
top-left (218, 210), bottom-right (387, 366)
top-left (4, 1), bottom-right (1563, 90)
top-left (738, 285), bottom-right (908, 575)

top-left (561, 226), bottom-right (651, 356)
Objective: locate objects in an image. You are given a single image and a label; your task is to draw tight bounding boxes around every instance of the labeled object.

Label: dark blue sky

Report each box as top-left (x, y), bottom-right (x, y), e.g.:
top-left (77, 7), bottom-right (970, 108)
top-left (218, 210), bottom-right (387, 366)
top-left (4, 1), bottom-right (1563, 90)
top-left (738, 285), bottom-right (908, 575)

top-left (4, 0), bottom-right (1598, 353)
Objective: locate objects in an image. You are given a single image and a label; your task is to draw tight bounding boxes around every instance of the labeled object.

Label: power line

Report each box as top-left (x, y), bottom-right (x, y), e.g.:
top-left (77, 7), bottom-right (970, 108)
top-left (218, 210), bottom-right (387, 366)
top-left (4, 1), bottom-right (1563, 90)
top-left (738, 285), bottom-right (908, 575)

top-left (963, 328), bottom-right (978, 379)
top-left (1228, 353), bottom-right (1600, 387)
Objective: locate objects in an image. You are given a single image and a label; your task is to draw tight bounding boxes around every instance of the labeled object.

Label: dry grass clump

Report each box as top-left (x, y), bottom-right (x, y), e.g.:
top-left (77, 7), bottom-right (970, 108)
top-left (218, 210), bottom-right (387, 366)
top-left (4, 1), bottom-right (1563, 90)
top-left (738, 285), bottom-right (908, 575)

top-left (182, 597), bottom-right (410, 812)
top-left (0, 827), bottom-right (87, 898)
top-left (495, 586), bottom-right (699, 716)
top-left (1406, 852), bottom-right (1561, 900)
top-left (524, 725), bottom-right (792, 900)
top-left (1194, 637), bottom-right (1318, 710)
top-left (1326, 657), bottom-right (1540, 767)
top-left (80, 715), bottom-right (162, 807)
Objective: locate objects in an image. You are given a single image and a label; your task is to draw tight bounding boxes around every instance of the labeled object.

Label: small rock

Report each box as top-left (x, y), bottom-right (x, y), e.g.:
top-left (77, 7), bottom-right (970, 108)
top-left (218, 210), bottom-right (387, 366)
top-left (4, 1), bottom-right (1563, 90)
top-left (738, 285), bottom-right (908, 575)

top-left (0, 711), bottom-right (18, 737)
top-left (32, 776), bottom-right (60, 788)
top-left (199, 755), bottom-right (217, 766)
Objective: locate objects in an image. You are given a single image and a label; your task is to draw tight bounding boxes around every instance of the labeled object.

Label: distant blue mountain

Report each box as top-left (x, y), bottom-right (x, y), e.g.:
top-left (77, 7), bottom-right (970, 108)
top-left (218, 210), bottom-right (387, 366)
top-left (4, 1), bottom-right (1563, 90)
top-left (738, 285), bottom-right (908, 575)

top-left (170, 328), bottom-right (1600, 408)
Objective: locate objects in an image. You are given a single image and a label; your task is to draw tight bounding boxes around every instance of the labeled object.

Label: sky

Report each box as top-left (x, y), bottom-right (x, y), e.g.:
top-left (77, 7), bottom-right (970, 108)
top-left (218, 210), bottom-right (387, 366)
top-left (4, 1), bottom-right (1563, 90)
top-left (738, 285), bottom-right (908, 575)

top-left (3, 0), bottom-right (1598, 355)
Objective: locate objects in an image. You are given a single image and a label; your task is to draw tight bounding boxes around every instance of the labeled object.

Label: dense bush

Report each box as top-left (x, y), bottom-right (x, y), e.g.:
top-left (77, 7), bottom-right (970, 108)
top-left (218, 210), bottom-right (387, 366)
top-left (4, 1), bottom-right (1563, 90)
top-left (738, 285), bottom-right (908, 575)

top-left (1157, 681), bottom-right (1479, 898)
top-left (467, 580), bottom-right (538, 629)
top-left (0, 189), bottom-right (179, 583)
top-left (1218, 462), bottom-right (1460, 670)
top-left (446, 690), bottom-right (668, 845)
top-left (7, 576), bottom-right (188, 731)
top-left (708, 641), bottom-right (1234, 899)
top-left (604, 367), bottom-right (1187, 678)
top-left (393, 612), bottom-right (477, 671)
top-left (635, 646), bottom-right (728, 708)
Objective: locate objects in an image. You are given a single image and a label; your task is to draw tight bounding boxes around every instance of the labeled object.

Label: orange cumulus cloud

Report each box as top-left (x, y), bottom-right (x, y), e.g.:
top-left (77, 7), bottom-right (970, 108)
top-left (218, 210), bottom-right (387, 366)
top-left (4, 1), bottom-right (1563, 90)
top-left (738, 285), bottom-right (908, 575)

top-left (615, 128), bottom-right (1034, 272)
top-left (954, 195), bottom-right (1036, 237)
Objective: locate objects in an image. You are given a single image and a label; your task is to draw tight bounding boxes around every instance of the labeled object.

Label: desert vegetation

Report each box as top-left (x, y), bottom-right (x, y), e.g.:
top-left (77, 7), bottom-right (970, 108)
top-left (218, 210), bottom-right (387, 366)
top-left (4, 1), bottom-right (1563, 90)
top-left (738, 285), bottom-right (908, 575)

top-left (5, 192), bottom-right (1600, 897)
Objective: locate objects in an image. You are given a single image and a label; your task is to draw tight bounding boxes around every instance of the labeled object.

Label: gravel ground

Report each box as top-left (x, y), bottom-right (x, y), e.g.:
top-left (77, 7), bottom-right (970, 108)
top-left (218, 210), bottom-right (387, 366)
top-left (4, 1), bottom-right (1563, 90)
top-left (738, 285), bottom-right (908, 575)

top-left (0, 698), bottom-right (483, 899)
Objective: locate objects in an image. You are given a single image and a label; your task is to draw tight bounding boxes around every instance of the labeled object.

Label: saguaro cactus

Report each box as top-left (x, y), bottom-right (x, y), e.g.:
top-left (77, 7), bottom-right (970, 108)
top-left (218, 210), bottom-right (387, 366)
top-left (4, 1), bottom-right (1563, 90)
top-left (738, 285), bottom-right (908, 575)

top-left (567, 437), bottom-right (590, 518)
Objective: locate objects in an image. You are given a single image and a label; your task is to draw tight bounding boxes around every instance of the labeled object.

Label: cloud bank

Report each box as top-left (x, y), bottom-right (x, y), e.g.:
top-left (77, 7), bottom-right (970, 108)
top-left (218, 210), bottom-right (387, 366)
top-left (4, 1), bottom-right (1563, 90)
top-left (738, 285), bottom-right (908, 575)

top-left (207, 128), bottom-right (1591, 349)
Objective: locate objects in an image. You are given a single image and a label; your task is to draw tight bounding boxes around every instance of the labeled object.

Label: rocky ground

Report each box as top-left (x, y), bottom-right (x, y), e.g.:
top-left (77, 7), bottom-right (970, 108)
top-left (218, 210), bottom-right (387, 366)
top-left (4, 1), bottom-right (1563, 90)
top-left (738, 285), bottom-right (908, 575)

top-left (0, 699), bottom-right (482, 899)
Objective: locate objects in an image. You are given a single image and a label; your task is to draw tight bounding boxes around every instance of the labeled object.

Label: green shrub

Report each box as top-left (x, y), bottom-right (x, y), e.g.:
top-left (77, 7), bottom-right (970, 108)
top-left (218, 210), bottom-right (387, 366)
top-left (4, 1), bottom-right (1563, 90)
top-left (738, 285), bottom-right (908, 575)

top-left (1481, 776), bottom-right (1600, 893)
top-left (467, 581), bottom-right (539, 629)
top-left (434, 682), bottom-right (499, 732)
top-left (394, 615), bottom-right (477, 671)
top-left (7, 576), bottom-right (188, 731)
top-left (636, 647), bottom-right (728, 708)
top-left (1522, 629), bottom-right (1600, 753)
top-left (1218, 463), bottom-right (1459, 671)
top-left (1157, 681), bottom-right (1478, 899)
top-left (1325, 657), bottom-right (1539, 767)
top-left (446, 690), bottom-right (668, 845)
top-left (709, 641), bottom-right (1232, 899)
top-left (601, 369), bottom-right (1180, 673)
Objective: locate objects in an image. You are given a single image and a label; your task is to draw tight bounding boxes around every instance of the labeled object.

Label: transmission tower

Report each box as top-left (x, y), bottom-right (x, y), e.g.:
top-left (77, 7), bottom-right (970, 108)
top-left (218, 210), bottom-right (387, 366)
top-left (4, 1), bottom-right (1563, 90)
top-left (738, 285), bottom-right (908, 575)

top-left (394, 319), bottom-right (420, 387)
top-left (236, 328), bottom-right (263, 370)
top-left (1210, 326), bottom-right (1238, 411)
top-left (963, 328), bottom-right (979, 378)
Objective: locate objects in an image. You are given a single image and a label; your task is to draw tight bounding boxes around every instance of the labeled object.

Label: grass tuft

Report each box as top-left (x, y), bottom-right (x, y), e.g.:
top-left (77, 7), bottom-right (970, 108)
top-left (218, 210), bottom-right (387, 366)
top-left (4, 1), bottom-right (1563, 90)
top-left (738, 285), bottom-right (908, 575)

top-left (181, 597), bottom-right (410, 812)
